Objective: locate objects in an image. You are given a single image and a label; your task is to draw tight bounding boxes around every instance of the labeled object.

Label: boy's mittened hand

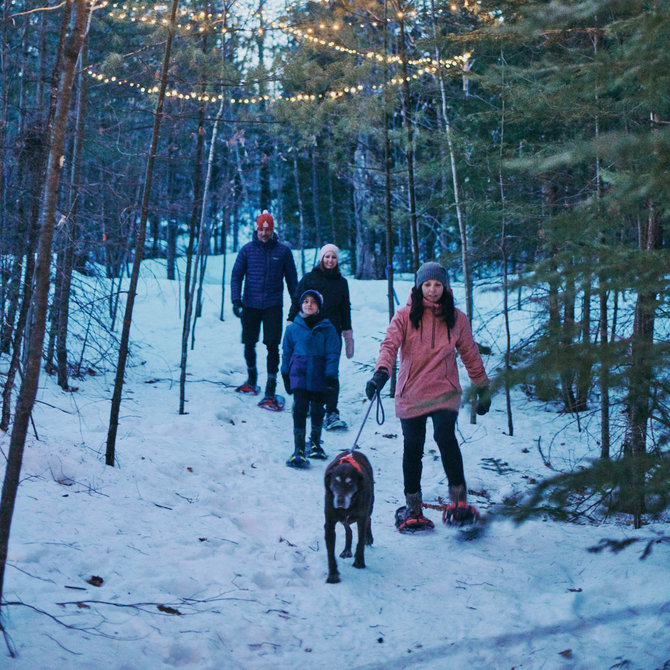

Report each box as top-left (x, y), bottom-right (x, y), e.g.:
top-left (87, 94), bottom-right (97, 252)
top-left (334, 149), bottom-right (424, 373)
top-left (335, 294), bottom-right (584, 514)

top-left (325, 376), bottom-right (338, 392)
top-left (232, 300), bottom-right (243, 319)
top-left (282, 373), bottom-right (292, 395)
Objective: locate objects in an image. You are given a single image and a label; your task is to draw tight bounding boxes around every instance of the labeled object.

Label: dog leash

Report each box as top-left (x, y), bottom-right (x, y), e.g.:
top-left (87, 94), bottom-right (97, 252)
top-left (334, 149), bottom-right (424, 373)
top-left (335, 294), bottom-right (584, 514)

top-left (352, 390), bottom-right (385, 450)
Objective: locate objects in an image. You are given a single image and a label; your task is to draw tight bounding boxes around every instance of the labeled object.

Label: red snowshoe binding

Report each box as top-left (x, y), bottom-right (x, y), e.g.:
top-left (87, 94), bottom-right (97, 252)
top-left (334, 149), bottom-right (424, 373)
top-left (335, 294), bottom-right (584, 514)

top-left (442, 501), bottom-right (480, 526)
top-left (258, 394), bottom-right (285, 411)
top-left (395, 492), bottom-right (434, 533)
top-left (236, 382), bottom-right (260, 395)
top-left (395, 507), bottom-right (435, 533)
top-left (236, 369), bottom-right (260, 395)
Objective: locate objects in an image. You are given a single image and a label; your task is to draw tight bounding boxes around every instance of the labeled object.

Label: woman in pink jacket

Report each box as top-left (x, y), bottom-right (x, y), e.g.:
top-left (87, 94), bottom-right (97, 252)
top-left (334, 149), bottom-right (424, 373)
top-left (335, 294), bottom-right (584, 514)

top-left (365, 262), bottom-right (491, 532)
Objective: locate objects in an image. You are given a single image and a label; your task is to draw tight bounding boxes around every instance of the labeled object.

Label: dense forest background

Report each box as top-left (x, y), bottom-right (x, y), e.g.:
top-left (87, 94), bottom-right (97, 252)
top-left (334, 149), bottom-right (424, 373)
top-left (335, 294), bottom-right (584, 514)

top-left (0, 0), bottom-right (668, 607)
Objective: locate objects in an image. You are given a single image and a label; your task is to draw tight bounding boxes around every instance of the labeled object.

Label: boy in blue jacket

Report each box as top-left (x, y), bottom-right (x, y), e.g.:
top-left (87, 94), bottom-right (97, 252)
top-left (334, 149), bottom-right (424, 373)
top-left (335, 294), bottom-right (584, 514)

top-left (282, 290), bottom-right (341, 468)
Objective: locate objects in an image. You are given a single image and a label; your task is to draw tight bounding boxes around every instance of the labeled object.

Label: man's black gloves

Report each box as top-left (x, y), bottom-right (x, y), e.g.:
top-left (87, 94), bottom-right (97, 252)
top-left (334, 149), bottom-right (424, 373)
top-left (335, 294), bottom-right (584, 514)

top-left (365, 368), bottom-right (389, 400)
top-left (325, 376), bottom-right (338, 393)
top-left (476, 386), bottom-right (491, 416)
top-left (232, 300), bottom-right (243, 319)
top-left (282, 373), bottom-right (292, 395)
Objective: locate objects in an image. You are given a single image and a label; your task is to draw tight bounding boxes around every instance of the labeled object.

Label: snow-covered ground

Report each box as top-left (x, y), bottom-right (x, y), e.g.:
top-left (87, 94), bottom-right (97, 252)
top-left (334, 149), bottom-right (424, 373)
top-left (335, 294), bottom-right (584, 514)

top-left (1, 254), bottom-right (668, 669)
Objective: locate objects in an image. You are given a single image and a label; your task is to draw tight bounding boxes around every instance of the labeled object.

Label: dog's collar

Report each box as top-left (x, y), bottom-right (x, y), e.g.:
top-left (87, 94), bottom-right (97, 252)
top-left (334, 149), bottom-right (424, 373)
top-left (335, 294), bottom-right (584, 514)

top-left (339, 452), bottom-right (362, 473)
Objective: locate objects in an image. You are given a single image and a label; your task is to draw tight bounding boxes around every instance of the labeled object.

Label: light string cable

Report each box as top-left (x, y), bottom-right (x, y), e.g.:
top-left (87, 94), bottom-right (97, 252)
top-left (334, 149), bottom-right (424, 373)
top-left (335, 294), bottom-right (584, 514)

top-left (87, 2), bottom-right (471, 105)
top-left (265, 9), bottom-right (472, 71)
top-left (89, 1), bottom-right (279, 103)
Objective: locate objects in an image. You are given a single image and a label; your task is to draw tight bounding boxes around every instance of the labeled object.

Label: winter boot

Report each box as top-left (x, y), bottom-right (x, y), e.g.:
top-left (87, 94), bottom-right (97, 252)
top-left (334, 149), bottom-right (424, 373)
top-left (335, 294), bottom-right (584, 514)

top-left (324, 410), bottom-right (347, 431)
top-left (395, 491), bottom-right (434, 532)
top-left (262, 374), bottom-right (277, 401)
top-left (236, 367), bottom-right (259, 394)
top-left (308, 426), bottom-right (327, 459)
top-left (286, 430), bottom-right (310, 469)
top-left (443, 484), bottom-right (480, 526)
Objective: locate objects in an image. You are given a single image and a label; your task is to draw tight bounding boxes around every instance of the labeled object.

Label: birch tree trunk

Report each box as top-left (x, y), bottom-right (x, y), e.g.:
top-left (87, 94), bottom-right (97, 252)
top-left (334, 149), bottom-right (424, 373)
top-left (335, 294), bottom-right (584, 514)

top-left (353, 136), bottom-right (377, 279)
top-left (429, 0), bottom-right (471, 320)
top-left (311, 145), bottom-right (321, 248)
top-left (497, 77), bottom-right (513, 436)
top-left (56, 36), bottom-right (89, 390)
top-left (383, 0), bottom-right (397, 395)
top-left (293, 152), bottom-right (306, 275)
top-left (180, 92), bottom-right (226, 412)
top-left (166, 139), bottom-right (178, 281)
top-left (0, 0), bottom-right (91, 616)
top-left (183, 97), bottom-right (206, 311)
top-left (397, 9), bottom-right (419, 271)
top-left (105, 0), bottom-right (180, 466)
top-left (623, 204), bottom-right (660, 528)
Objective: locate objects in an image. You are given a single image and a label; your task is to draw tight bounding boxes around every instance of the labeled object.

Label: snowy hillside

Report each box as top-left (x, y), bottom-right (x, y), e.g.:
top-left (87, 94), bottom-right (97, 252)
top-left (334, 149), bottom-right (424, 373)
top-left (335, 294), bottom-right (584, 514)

top-left (0, 256), bottom-right (668, 669)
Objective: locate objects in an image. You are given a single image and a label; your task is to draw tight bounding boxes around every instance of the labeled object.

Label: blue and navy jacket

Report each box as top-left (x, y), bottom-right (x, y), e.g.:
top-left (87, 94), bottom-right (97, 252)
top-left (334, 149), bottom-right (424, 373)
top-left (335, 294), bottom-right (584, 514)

top-left (281, 315), bottom-right (341, 392)
top-left (231, 232), bottom-right (298, 310)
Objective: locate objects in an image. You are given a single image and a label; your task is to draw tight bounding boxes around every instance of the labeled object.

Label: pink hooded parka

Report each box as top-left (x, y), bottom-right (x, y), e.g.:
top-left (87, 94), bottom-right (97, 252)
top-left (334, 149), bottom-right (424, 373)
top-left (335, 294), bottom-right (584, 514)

top-left (375, 293), bottom-right (489, 419)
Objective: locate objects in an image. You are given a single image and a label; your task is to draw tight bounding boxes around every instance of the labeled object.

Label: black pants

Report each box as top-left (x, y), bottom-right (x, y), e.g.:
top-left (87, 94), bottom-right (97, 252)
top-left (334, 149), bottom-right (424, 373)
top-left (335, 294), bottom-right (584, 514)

top-left (241, 305), bottom-right (282, 375)
top-left (399, 409), bottom-right (465, 496)
top-left (324, 378), bottom-right (339, 414)
top-left (292, 389), bottom-right (326, 434)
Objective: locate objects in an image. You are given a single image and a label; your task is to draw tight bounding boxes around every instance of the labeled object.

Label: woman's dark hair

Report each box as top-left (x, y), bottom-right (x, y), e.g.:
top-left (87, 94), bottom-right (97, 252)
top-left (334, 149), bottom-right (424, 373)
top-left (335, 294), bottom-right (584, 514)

top-left (409, 286), bottom-right (456, 330)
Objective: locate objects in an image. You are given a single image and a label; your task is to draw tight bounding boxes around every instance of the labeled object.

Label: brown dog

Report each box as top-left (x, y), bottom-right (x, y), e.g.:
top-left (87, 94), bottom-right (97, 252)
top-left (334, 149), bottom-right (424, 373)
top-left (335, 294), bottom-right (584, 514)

top-left (324, 450), bottom-right (374, 584)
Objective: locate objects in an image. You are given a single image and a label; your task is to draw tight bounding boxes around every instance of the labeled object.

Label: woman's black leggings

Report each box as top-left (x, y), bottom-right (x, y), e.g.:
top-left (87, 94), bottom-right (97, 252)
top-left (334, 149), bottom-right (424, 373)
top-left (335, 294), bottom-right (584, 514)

top-left (399, 409), bottom-right (465, 495)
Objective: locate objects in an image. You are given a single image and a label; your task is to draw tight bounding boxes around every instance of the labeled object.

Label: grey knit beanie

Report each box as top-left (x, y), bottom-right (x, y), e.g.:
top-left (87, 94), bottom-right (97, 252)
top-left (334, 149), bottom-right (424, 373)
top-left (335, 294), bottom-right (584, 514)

top-left (415, 262), bottom-right (448, 288)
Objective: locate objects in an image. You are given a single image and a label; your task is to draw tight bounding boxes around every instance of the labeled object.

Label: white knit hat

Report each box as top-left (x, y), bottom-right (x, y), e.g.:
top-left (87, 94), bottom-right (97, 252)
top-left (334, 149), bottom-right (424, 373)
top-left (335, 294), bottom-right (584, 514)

top-left (318, 243), bottom-right (339, 264)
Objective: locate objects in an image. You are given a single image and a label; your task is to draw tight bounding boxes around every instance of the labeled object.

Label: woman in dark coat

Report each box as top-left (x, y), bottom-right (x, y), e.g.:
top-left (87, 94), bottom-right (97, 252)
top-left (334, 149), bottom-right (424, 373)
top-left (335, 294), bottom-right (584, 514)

top-left (287, 244), bottom-right (354, 429)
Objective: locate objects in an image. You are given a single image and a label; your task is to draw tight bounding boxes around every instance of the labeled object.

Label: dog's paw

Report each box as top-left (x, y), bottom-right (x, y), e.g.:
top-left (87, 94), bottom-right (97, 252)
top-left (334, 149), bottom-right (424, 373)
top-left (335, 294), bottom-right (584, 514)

top-left (339, 548), bottom-right (352, 558)
top-left (326, 573), bottom-right (341, 584)
top-left (353, 558), bottom-right (366, 570)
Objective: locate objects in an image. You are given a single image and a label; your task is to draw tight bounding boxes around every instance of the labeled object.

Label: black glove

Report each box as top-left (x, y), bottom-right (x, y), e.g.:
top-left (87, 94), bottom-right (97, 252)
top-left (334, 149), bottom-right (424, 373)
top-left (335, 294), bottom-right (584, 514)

top-left (476, 386), bottom-right (491, 416)
top-left (232, 300), bottom-right (243, 319)
top-left (325, 376), bottom-right (338, 392)
top-left (282, 373), bottom-right (292, 395)
top-left (365, 368), bottom-right (389, 400)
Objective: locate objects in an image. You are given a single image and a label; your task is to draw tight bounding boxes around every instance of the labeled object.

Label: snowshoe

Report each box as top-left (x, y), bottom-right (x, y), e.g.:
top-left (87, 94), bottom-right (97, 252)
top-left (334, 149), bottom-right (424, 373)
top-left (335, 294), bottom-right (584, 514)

top-left (308, 439), bottom-right (328, 460)
top-left (286, 452), bottom-right (310, 469)
top-left (258, 394), bottom-right (285, 412)
top-left (395, 506), bottom-right (435, 533)
top-left (324, 411), bottom-right (348, 431)
top-left (442, 501), bottom-right (480, 527)
top-left (236, 382), bottom-right (260, 395)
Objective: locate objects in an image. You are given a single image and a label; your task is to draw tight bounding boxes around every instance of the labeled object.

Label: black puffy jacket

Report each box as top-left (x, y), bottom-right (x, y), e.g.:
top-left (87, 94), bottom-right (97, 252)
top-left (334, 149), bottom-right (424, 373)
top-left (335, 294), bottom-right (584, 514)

top-left (288, 265), bottom-right (352, 335)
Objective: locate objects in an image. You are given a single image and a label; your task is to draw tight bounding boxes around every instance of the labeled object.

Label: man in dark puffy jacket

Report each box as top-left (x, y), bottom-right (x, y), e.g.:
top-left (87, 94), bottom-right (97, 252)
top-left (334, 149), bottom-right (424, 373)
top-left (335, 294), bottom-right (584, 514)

top-left (231, 211), bottom-right (298, 407)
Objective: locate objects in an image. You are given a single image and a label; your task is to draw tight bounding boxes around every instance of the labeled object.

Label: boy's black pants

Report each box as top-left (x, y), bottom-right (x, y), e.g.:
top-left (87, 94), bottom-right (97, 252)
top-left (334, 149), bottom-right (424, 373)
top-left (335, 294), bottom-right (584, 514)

top-left (292, 389), bottom-right (326, 432)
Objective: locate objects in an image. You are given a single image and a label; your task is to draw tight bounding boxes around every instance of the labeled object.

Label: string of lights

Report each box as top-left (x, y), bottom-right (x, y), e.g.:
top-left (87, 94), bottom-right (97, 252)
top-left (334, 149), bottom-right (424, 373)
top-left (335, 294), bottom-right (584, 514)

top-left (101, 1), bottom-right (258, 34)
top-left (272, 19), bottom-right (471, 70)
top-left (276, 0), bottom-right (489, 22)
top-left (86, 59), bottom-right (451, 106)
top-left (101, 3), bottom-right (471, 71)
top-left (89, 2), bottom-right (472, 107)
